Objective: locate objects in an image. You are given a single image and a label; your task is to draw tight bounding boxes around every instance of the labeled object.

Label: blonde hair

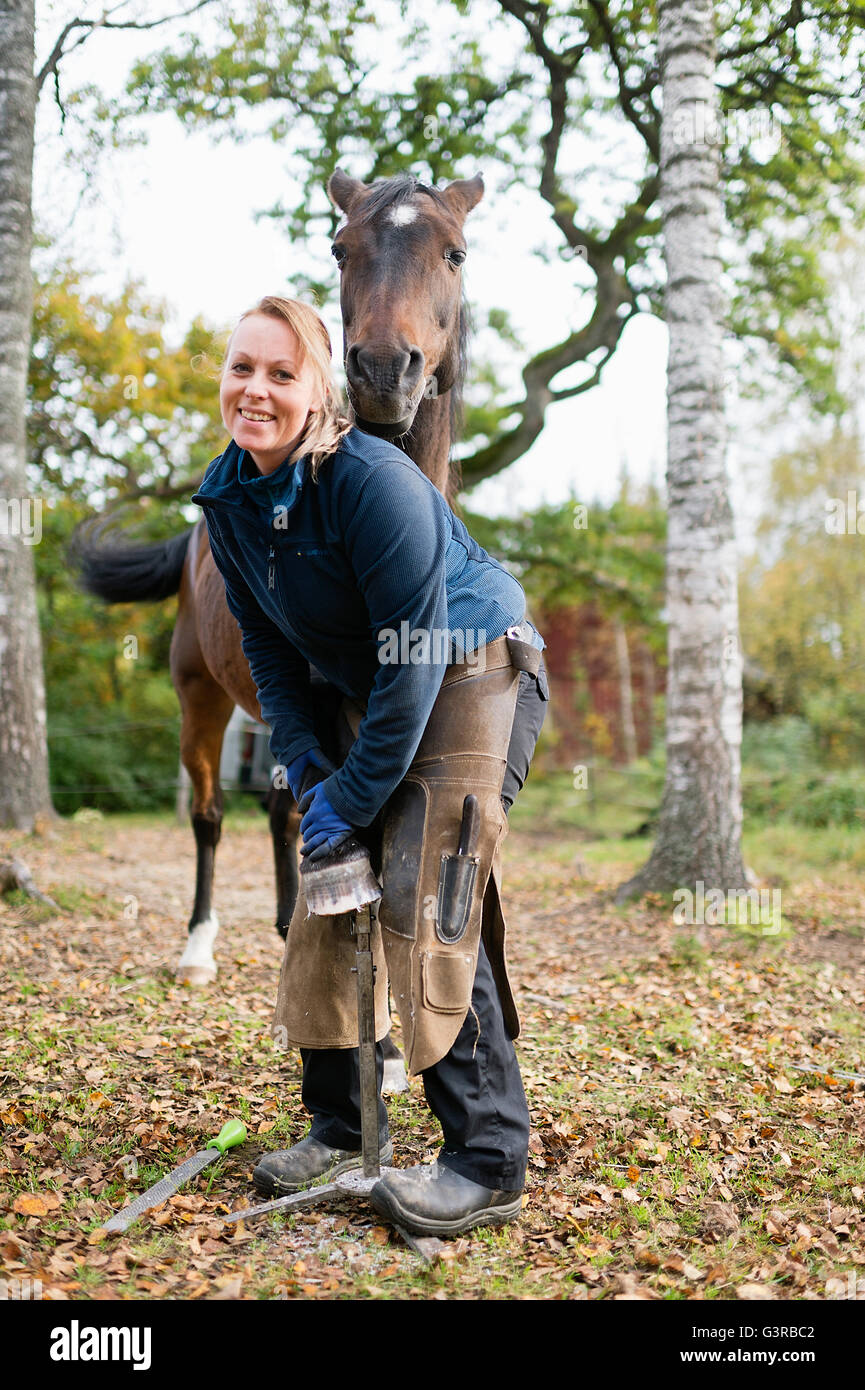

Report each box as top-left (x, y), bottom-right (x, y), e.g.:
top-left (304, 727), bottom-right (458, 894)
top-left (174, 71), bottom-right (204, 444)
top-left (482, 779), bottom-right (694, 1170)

top-left (226, 296), bottom-right (353, 480)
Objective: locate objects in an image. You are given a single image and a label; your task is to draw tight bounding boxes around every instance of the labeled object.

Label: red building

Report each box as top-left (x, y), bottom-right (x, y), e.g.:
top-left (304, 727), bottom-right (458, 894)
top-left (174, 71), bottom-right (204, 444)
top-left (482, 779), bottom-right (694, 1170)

top-left (536, 604), bottom-right (662, 767)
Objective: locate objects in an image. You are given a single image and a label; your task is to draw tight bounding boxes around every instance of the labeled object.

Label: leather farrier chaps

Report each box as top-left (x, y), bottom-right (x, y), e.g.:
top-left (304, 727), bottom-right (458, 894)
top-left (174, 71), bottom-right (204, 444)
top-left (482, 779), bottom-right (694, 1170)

top-left (271, 632), bottom-right (539, 1075)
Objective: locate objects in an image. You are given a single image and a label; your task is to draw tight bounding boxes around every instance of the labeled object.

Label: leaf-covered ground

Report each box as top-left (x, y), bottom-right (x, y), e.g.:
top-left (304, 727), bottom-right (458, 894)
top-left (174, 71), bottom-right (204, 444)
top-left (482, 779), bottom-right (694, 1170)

top-left (1, 799), bottom-right (864, 1301)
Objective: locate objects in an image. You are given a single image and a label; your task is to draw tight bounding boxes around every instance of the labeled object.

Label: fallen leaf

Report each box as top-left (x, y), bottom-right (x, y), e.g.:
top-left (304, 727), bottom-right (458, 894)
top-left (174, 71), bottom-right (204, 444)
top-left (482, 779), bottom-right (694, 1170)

top-left (700, 1201), bottom-right (740, 1240)
top-left (634, 1247), bottom-right (660, 1268)
top-left (12, 1194), bottom-right (49, 1217)
top-left (612, 1273), bottom-right (658, 1300)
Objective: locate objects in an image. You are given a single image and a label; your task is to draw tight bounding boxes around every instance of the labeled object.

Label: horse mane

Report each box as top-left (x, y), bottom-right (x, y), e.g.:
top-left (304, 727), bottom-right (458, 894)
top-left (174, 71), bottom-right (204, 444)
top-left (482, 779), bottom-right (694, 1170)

top-left (447, 300), bottom-right (469, 495)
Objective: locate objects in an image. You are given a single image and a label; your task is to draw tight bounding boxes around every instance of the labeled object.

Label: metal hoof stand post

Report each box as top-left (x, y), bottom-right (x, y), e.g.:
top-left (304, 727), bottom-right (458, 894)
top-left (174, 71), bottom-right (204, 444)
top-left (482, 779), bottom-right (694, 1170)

top-left (221, 900), bottom-right (442, 1265)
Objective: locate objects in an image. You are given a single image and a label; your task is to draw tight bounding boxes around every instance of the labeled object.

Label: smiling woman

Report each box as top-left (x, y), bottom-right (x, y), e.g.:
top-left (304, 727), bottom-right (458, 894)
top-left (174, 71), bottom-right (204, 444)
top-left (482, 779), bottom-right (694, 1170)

top-left (191, 291), bottom-right (550, 1238)
top-left (219, 297), bottom-right (353, 478)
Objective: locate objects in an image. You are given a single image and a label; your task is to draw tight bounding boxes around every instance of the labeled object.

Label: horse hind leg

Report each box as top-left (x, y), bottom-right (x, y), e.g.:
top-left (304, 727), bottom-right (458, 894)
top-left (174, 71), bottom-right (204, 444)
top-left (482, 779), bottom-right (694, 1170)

top-left (265, 783), bottom-right (300, 939)
top-left (175, 672), bottom-right (234, 986)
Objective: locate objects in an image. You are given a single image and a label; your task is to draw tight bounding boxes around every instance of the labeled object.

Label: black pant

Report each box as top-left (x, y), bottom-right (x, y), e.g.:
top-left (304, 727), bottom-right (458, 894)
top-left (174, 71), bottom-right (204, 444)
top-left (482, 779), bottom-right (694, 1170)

top-left (302, 662), bottom-right (548, 1189)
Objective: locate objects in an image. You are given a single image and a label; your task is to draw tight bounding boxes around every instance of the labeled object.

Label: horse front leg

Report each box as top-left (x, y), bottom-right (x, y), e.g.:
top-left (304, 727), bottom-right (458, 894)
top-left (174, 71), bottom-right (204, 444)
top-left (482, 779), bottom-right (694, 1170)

top-left (175, 672), bottom-right (234, 986)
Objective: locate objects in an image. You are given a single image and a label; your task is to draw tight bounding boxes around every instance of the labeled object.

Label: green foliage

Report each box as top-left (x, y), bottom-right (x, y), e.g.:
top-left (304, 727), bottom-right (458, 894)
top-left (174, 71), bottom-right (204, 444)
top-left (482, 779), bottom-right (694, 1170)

top-left (463, 482), bottom-right (666, 640)
top-left (26, 273), bottom-right (218, 813)
top-left (741, 716), bottom-right (815, 777)
top-left (29, 264), bottom-right (227, 507)
top-left (740, 427), bottom-right (865, 762)
top-left (34, 498), bottom-right (181, 813)
top-left (742, 720), bottom-right (865, 827)
top-left (94, 0), bottom-right (865, 438)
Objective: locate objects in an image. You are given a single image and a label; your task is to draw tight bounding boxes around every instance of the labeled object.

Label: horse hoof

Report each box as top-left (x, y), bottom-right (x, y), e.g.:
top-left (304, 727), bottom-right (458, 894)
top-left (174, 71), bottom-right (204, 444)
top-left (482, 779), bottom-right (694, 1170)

top-left (176, 964), bottom-right (217, 987)
top-left (382, 1057), bottom-right (409, 1094)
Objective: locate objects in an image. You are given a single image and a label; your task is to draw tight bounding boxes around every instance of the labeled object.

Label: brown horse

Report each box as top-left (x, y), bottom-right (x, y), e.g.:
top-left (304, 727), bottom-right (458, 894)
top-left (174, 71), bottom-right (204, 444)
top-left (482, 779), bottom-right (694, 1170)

top-left (77, 172), bottom-right (484, 1072)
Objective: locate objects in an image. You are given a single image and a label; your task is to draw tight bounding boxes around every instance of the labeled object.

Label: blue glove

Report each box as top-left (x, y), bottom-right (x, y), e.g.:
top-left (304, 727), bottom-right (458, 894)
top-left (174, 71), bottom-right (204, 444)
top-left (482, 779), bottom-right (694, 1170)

top-left (283, 747), bottom-right (333, 800)
top-left (298, 782), bottom-right (353, 861)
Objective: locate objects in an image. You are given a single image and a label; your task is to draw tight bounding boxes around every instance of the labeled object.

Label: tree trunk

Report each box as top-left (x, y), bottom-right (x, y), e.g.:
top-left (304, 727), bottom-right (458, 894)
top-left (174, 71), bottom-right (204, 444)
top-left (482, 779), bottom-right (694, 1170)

top-left (613, 620), bottom-right (638, 765)
top-left (640, 644), bottom-right (656, 752)
top-left (0, 0), bottom-right (53, 828)
top-left (618, 0), bottom-right (747, 900)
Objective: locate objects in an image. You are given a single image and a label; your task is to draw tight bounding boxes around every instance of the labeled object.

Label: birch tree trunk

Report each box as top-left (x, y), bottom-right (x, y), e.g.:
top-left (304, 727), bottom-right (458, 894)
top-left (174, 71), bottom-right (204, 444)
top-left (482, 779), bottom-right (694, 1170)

top-left (0, 0), bottom-right (52, 828)
top-left (618, 0), bottom-right (747, 899)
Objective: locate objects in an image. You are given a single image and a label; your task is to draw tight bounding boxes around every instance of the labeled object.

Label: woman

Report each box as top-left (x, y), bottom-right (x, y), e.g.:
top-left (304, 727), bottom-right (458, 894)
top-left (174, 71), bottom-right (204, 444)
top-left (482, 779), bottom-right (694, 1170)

top-left (192, 295), bottom-right (547, 1237)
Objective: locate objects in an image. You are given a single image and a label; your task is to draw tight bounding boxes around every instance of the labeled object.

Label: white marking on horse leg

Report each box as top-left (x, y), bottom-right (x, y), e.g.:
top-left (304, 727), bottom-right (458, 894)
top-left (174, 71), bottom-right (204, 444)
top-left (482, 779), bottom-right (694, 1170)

top-left (176, 912), bottom-right (219, 986)
top-left (387, 203), bottom-right (417, 226)
top-left (382, 1056), bottom-right (409, 1094)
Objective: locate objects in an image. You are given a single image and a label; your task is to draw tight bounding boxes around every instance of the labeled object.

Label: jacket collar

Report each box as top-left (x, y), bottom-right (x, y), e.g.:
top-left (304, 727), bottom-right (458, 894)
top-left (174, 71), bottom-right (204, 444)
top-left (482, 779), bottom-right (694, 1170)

top-left (192, 439), bottom-right (307, 516)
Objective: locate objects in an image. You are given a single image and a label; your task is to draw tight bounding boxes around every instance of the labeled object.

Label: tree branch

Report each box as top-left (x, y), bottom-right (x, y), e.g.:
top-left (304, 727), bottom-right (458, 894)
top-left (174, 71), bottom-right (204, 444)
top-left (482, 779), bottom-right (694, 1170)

top-left (460, 265), bottom-right (636, 487)
top-left (714, 1), bottom-right (865, 63)
top-left (586, 0), bottom-right (661, 160)
top-left (499, 0), bottom-right (602, 255)
top-left (36, 1), bottom-right (217, 98)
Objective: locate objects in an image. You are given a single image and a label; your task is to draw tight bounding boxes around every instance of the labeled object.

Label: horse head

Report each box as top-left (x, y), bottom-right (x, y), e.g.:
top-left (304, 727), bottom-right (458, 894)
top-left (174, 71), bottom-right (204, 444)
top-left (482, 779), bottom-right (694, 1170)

top-left (326, 170), bottom-right (483, 471)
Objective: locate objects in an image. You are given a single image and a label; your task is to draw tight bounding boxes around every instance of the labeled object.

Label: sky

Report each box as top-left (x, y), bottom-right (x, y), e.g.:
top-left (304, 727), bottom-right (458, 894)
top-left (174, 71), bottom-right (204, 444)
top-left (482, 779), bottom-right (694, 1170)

top-left (30, 0), bottom-right (798, 545)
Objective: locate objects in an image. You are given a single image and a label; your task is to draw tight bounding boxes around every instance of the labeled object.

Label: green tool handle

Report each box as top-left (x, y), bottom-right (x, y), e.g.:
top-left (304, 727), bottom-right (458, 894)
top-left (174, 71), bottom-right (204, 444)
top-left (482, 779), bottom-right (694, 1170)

top-left (206, 1119), bottom-right (247, 1154)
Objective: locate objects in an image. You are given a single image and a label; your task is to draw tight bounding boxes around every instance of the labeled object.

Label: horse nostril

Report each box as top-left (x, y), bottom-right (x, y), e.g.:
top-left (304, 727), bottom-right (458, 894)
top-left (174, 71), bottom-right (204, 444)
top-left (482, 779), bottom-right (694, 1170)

top-left (346, 344), bottom-right (363, 382)
top-left (405, 348), bottom-right (425, 389)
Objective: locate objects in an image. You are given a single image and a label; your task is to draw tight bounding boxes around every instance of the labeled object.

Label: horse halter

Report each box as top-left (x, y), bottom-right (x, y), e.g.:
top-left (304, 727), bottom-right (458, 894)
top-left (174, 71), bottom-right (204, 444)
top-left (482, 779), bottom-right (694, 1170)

top-left (351, 413), bottom-right (415, 440)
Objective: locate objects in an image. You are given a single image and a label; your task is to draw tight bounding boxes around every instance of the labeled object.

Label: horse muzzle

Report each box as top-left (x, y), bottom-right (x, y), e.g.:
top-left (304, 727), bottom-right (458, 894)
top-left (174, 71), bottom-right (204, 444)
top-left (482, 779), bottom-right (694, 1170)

top-left (345, 342), bottom-right (427, 438)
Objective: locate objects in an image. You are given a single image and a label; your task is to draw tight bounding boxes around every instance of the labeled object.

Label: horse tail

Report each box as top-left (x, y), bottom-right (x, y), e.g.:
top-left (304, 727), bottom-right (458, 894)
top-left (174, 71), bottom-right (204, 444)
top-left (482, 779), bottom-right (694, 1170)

top-left (73, 523), bottom-right (194, 604)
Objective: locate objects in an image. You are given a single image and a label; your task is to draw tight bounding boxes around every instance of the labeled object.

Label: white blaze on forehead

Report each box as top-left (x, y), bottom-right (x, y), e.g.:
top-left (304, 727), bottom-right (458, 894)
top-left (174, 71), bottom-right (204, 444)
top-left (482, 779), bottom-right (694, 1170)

top-left (387, 203), bottom-right (418, 227)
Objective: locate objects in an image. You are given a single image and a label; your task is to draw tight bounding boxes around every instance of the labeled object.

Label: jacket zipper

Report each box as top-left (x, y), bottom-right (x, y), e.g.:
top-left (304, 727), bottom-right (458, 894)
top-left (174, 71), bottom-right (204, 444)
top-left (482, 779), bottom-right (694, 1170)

top-left (268, 545), bottom-right (275, 591)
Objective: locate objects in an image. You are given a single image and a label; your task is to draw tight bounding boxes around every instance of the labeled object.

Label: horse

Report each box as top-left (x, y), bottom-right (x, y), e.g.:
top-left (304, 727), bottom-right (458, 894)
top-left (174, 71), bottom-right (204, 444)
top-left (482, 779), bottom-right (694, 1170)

top-left (76, 170), bottom-right (484, 1085)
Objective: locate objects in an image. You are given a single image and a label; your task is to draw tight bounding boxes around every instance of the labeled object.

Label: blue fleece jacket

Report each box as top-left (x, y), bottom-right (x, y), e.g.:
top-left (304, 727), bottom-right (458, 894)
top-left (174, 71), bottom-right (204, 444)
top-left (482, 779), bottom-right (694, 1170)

top-left (192, 427), bottom-right (535, 827)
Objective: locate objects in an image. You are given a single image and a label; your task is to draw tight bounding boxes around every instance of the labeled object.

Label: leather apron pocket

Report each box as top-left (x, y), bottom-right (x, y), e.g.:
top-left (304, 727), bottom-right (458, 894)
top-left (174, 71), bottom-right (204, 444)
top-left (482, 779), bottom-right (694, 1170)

top-left (420, 949), bottom-right (475, 1014)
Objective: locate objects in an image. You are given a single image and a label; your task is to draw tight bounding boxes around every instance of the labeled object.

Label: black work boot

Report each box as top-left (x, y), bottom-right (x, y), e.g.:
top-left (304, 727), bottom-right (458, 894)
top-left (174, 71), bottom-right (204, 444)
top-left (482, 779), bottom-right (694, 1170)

top-left (253, 1135), bottom-right (394, 1196)
top-left (370, 1162), bottom-right (523, 1236)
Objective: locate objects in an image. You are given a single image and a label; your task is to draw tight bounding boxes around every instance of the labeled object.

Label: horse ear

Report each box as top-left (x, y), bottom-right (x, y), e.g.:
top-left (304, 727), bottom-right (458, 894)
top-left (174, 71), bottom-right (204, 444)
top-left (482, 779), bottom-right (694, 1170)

top-left (440, 174), bottom-right (484, 220)
top-left (327, 169), bottom-right (368, 215)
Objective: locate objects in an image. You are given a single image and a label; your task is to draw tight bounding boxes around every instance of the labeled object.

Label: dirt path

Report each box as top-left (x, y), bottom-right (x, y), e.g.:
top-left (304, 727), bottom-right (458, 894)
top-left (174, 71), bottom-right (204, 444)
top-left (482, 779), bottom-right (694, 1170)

top-left (1, 815), bottom-right (864, 1300)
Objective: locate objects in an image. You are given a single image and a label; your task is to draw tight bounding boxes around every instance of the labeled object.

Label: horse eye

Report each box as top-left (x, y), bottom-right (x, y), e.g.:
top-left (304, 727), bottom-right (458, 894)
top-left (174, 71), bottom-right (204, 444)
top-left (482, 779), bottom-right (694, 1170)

top-left (331, 244), bottom-right (346, 267)
top-left (446, 248), bottom-right (466, 268)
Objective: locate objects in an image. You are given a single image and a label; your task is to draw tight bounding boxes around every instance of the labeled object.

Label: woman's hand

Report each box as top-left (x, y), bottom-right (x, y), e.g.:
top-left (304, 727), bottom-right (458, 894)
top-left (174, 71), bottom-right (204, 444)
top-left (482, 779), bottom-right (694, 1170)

top-left (298, 782), bottom-right (353, 861)
top-left (284, 747), bottom-right (334, 800)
